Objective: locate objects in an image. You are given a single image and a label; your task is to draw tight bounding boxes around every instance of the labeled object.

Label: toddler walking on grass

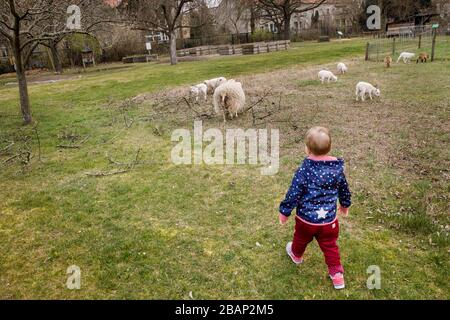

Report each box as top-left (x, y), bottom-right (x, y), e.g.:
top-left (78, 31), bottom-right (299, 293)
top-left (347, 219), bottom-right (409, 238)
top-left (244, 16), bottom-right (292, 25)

top-left (279, 126), bottom-right (351, 289)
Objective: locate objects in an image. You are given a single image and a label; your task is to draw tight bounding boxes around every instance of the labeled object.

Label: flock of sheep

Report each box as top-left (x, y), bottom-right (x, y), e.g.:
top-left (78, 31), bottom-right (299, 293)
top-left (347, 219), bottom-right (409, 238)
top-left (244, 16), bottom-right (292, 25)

top-left (189, 50), bottom-right (428, 121)
top-left (317, 49), bottom-right (429, 102)
top-left (190, 77), bottom-right (245, 122)
top-left (318, 63), bottom-right (380, 102)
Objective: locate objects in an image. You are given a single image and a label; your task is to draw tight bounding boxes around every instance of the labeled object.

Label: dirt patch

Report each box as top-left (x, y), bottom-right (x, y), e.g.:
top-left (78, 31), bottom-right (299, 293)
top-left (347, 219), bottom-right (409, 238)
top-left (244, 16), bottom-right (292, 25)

top-left (1, 64), bottom-right (134, 86)
top-left (4, 75), bottom-right (83, 86)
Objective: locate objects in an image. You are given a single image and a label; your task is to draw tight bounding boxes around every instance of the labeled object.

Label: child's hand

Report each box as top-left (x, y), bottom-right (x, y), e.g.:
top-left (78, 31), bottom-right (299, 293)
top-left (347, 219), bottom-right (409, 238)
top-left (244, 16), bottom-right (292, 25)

top-left (279, 213), bottom-right (289, 225)
top-left (338, 206), bottom-right (349, 217)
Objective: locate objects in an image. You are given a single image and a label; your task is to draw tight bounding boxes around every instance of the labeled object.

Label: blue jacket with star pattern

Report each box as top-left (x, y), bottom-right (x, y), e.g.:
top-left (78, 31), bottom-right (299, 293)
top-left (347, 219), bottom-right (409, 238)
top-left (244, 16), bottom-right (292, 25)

top-left (279, 158), bottom-right (351, 224)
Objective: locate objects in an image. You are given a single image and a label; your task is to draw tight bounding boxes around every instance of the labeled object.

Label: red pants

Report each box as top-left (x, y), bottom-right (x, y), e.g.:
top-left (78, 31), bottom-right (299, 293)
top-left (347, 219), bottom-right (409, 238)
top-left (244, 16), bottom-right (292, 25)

top-left (292, 217), bottom-right (344, 275)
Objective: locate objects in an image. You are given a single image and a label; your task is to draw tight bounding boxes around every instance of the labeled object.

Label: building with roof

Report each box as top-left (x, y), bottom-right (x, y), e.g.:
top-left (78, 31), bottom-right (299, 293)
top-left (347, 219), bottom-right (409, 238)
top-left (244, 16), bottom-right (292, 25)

top-left (213, 0), bottom-right (359, 36)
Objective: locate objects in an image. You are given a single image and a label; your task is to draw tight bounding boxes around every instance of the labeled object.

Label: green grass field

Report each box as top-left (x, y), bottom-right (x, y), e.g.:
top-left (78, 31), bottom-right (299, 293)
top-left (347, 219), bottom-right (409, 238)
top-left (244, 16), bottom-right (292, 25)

top-left (0, 39), bottom-right (449, 299)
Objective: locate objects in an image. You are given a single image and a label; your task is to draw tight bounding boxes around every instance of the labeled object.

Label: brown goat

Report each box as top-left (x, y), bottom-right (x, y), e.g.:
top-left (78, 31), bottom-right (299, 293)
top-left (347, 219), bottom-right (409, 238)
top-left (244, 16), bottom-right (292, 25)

top-left (384, 56), bottom-right (393, 68)
top-left (416, 53), bottom-right (429, 63)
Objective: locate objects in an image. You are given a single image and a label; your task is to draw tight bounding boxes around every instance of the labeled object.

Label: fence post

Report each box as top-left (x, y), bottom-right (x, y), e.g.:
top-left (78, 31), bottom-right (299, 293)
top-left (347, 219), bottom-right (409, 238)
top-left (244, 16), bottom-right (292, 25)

top-left (392, 37), bottom-right (396, 56)
top-left (365, 42), bottom-right (370, 61)
top-left (418, 35), bottom-right (422, 49)
top-left (431, 29), bottom-right (437, 62)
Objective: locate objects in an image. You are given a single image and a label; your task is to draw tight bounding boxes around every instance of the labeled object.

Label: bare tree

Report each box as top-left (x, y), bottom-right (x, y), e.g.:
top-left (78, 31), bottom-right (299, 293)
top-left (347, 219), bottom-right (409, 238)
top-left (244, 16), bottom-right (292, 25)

top-left (249, 0), bottom-right (261, 34)
top-left (434, 0), bottom-right (450, 25)
top-left (119, 0), bottom-right (203, 65)
top-left (220, 0), bottom-right (251, 36)
top-left (257, 0), bottom-right (327, 40)
top-left (39, 4), bottom-right (117, 74)
top-left (342, 0), bottom-right (365, 33)
top-left (0, 0), bottom-right (115, 124)
top-left (189, 1), bottom-right (215, 40)
top-left (377, 0), bottom-right (433, 30)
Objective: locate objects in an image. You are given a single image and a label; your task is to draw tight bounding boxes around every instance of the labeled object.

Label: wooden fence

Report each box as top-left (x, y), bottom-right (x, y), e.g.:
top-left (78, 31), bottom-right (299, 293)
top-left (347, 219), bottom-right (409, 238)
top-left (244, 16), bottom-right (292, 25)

top-left (241, 40), bottom-right (290, 55)
top-left (178, 40), bottom-right (290, 57)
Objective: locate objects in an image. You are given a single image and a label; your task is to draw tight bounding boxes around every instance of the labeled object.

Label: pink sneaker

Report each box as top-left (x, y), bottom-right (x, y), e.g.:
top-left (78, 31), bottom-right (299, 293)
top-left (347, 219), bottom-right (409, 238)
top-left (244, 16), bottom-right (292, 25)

top-left (330, 273), bottom-right (345, 289)
top-left (285, 242), bottom-right (303, 265)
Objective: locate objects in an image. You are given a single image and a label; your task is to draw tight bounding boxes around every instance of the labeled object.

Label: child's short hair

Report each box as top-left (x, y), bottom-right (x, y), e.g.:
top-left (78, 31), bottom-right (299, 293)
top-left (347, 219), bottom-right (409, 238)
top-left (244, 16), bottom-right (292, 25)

top-left (305, 126), bottom-right (331, 156)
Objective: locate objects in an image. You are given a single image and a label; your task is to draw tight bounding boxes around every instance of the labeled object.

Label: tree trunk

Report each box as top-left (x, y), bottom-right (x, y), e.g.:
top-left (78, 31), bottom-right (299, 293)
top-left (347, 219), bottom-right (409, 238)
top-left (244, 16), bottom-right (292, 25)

top-left (169, 31), bottom-right (178, 65)
top-left (13, 48), bottom-right (32, 124)
top-left (283, 15), bottom-right (291, 41)
top-left (50, 43), bottom-right (63, 74)
top-left (12, 19), bottom-right (32, 125)
top-left (250, 8), bottom-right (256, 34)
top-left (234, 24), bottom-right (240, 44)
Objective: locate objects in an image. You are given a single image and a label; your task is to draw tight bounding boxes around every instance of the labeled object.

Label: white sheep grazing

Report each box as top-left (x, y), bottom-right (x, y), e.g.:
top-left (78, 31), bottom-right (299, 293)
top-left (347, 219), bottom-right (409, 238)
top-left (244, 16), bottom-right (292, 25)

top-left (337, 62), bottom-right (348, 74)
top-left (204, 77), bottom-right (227, 94)
top-left (213, 79), bottom-right (246, 122)
top-left (355, 82), bottom-right (380, 102)
top-left (190, 83), bottom-right (208, 102)
top-left (318, 70), bottom-right (338, 84)
top-left (397, 52), bottom-right (415, 64)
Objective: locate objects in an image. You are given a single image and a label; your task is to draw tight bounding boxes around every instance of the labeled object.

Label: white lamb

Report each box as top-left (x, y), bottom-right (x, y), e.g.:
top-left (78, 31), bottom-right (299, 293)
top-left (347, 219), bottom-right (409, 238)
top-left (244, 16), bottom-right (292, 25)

top-left (204, 77), bottom-right (227, 94)
top-left (190, 83), bottom-right (208, 102)
top-left (397, 52), bottom-right (415, 64)
top-left (355, 82), bottom-right (380, 102)
top-left (318, 70), bottom-right (338, 84)
top-left (213, 79), bottom-right (246, 122)
top-left (337, 62), bottom-right (348, 74)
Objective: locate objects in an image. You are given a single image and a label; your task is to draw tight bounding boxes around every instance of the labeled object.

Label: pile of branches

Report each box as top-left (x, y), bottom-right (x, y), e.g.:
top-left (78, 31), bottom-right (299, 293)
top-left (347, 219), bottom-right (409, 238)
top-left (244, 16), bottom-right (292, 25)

top-left (0, 125), bottom-right (41, 168)
top-left (138, 92), bottom-right (215, 124)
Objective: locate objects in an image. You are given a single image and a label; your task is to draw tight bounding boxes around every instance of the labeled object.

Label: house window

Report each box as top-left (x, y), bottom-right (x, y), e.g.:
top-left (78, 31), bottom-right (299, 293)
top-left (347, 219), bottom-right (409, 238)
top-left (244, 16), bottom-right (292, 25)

top-left (270, 23), bottom-right (275, 32)
top-left (146, 32), bottom-right (169, 43)
top-left (294, 21), bottom-right (299, 30)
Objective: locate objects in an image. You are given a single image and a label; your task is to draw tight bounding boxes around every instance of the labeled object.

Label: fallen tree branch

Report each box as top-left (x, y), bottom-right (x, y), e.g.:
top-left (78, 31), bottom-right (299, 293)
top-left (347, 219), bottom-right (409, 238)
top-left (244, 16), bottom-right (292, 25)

top-left (0, 141), bottom-right (14, 155)
top-left (183, 97), bottom-right (201, 116)
top-left (86, 148), bottom-right (142, 177)
top-left (56, 145), bottom-right (81, 149)
top-left (85, 169), bottom-right (130, 177)
top-left (244, 89), bottom-right (273, 113)
top-left (182, 97), bottom-right (214, 119)
top-left (106, 152), bottom-right (127, 166)
top-left (2, 154), bottom-right (21, 164)
top-left (255, 112), bottom-right (274, 121)
top-left (2, 151), bottom-right (31, 165)
top-left (57, 135), bottom-right (90, 149)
